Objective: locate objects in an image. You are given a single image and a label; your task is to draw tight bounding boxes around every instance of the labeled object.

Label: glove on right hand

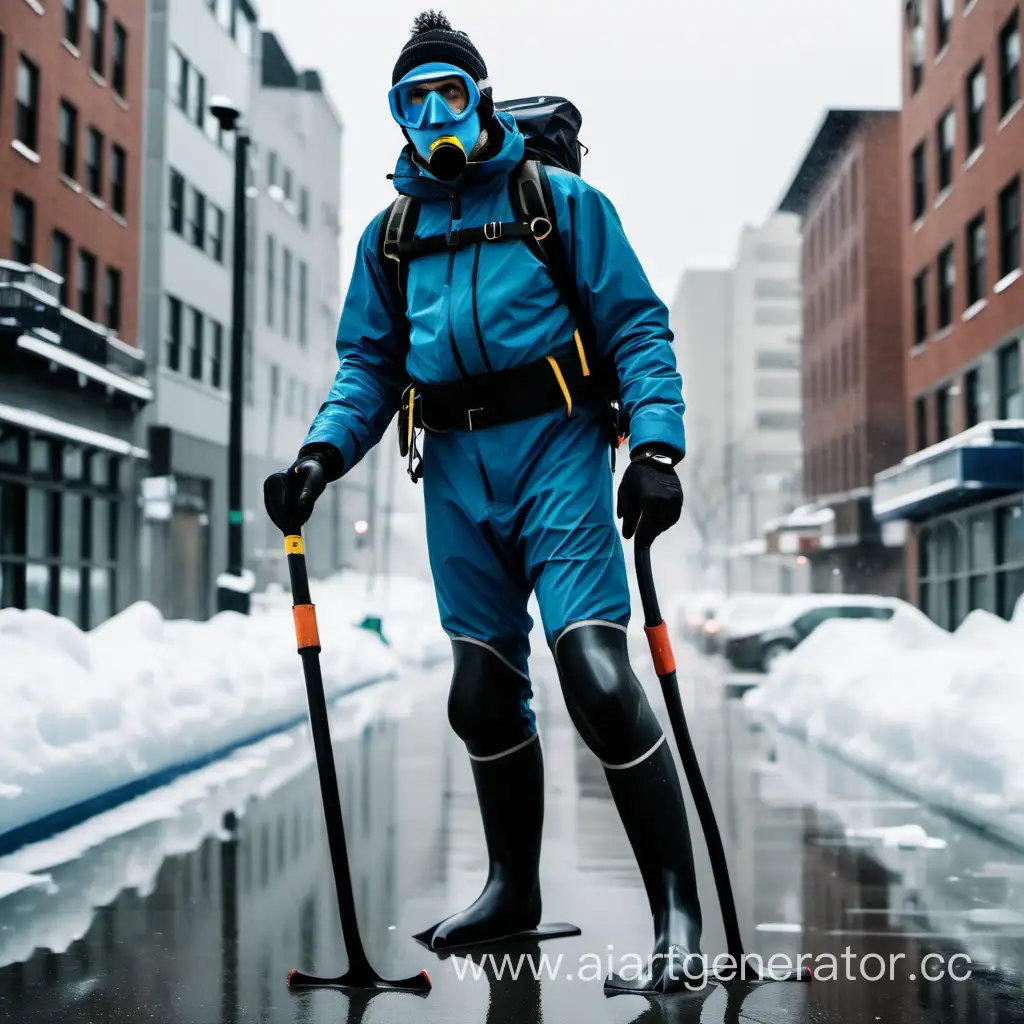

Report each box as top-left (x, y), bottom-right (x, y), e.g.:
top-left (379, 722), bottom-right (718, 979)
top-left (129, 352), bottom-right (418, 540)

top-left (264, 457), bottom-right (328, 535)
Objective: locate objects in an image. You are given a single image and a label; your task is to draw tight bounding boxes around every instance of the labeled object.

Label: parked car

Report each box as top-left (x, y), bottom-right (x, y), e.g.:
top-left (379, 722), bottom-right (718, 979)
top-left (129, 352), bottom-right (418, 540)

top-left (702, 594), bottom-right (802, 656)
top-left (677, 591), bottom-right (724, 648)
top-left (724, 594), bottom-right (902, 673)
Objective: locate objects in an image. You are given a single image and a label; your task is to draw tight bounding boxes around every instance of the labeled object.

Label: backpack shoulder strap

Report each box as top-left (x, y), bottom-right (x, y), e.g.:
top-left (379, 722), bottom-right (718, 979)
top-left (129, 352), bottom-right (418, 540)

top-left (377, 195), bottom-right (421, 311)
top-left (510, 161), bottom-right (593, 350)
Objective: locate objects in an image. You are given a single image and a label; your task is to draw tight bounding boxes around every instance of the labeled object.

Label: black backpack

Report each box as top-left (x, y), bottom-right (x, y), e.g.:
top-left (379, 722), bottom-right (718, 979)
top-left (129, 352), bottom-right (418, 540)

top-left (378, 97), bottom-right (593, 362)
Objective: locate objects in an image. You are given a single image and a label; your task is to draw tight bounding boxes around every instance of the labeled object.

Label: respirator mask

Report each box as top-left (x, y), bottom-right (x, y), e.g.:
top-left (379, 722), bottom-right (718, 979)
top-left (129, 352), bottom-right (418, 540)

top-left (389, 62), bottom-right (484, 181)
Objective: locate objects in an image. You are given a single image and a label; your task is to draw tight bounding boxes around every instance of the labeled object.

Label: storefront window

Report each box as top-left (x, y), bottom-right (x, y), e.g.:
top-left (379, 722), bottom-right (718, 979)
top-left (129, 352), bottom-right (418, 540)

top-left (0, 433), bottom-right (122, 627)
top-left (969, 513), bottom-right (995, 570)
top-left (30, 439), bottom-right (54, 476)
top-left (62, 492), bottom-right (83, 561)
top-left (969, 574), bottom-right (995, 613)
top-left (59, 566), bottom-right (82, 620)
top-left (997, 568), bottom-right (1024, 619)
top-left (89, 567), bottom-right (111, 626)
top-left (25, 564), bottom-right (51, 610)
top-left (997, 504), bottom-right (1024, 564)
top-left (26, 489), bottom-right (54, 558)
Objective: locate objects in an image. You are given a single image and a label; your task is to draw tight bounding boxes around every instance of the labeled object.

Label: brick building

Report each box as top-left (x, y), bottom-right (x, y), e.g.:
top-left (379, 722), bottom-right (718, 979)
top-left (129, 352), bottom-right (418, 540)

top-left (777, 110), bottom-right (908, 597)
top-left (873, 0), bottom-right (1024, 627)
top-left (0, 0), bottom-right (151, 625)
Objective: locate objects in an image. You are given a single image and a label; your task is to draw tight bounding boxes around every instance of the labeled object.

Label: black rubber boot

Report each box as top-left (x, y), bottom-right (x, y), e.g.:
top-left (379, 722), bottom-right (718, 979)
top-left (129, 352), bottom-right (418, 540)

top-left (554, 622), bottom-right (704, 992)
top-left (603, 738), bottom-right (705, 992)
top-left (425, 734), bottom-right (543, 949)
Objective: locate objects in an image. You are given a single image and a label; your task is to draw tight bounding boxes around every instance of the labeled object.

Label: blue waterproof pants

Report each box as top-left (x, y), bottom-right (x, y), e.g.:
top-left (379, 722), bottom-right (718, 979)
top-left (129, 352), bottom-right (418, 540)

top-left (422, 402), bottom-right (631, 750)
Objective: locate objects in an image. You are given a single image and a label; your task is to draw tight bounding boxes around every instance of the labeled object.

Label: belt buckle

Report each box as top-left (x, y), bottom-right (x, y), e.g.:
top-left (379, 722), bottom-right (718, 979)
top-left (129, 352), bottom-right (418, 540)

top-left (466, 407), bottom-right (484, 431)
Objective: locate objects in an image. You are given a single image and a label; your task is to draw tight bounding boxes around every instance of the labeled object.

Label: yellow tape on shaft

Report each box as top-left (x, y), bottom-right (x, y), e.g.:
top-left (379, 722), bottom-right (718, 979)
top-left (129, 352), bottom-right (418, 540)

top-left (285, 535), bottom-right (303, 555)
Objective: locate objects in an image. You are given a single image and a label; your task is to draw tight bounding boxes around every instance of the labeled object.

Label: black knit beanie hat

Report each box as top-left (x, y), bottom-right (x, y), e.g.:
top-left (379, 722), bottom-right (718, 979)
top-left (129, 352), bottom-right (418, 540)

top-left (392, 10), bottom-right (489, 87)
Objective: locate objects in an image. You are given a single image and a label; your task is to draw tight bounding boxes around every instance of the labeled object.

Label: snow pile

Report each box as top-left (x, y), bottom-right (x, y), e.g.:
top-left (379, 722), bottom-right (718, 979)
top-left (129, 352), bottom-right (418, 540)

top-left (0, 572), bottom-right (447, 844)
top-left (746, 598), bottom-right (1024, 830)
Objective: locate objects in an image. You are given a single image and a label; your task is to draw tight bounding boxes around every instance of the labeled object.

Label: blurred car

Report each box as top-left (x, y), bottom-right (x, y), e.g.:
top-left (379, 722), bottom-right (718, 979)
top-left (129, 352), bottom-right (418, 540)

top-left (702, 594), bottom-right (801, 655)
top-left (678, 591), bottom-right (724, 648)
top-left (724, 594), bottom-right (902, 673)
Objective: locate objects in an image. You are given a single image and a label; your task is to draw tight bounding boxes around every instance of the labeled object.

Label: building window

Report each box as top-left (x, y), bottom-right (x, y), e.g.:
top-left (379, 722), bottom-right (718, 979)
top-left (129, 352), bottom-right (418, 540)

top-left (936, 385), bottom-right (953, 441)
top-left (64, 0), bottom-right (81, 46)
top-left (191, 69), bottom-right (205, 128)
top-left (104, 267), bottom-right (121, 332)
top-left (910, 0), bottom-right (925, 92)
top-left (267, 151), bottom-right (278, 188)
top-left (189, 308), bottom-right (205, 381)
top-left (937, 242), bottom-right (955, 328)
top-left (210, 320), bottom-right (224, 389)
top-left (936, 0), bottom-right (953, 52)
top-left (12, 193), bottom-right (35, 265)
top-left (59, 100), bottom-right (78, 179)
top-left (234, 3), bottom-right (255, 56)
top-left (966, 61), bottom-right (986, 154)
top-left (110, 144), bottom-right (126, 216)
top-left (1000, 10), bottom-right (1021, 118)
top-left (282, 248), bottom-right (293, 337)
top-left (169, 168), bottom-right (185, 234)
top-left (912, 141), bottom-right (927, 220)
top-left (16, 55), bottom-right (40, 154)
top-left (937, 107), bottom-right (955, 191)
top-left (87, 0), bottom-right (106, 76)
top-left (914, 267), bottom-right (929, 344)
top-left (915, 395), bottom-right (929, 450)
top-left (999, 175), bottom-right (1021, 280)
top-left (76, 249), bottom-right (97, 320)
top-left (966, 211), bottom-right (987, 306)
top-left (111, 21), bottom-right (127, 98)
top-left (266, 234), bottom-right (276, 326)
top-left (85, 127), bottom-right (104, 199)
top-left (166, 294), bottom-right (183, 371)
top-left (757, 412), bottom-right (802, 431)
top-left (964, 367), bottom-right (981, 428)
top-left (298, 261), bottom-right (308, 344)
top-left (209, 205), bottom-right (225, 263)
top-left (283, 167), bottom-right (293, 204)
top-left (998, 340), bottom-right (1022, 418)
top-left (755, 350), bottom-right (801, 370)
top-left (51, 230), bottom-right (71, 306)
top-left (299, 188), bottom-right (310, 229)
top-left (170, 46), bottom-right (189, 113)
top-left (190, 187), bottom-right (206, 250)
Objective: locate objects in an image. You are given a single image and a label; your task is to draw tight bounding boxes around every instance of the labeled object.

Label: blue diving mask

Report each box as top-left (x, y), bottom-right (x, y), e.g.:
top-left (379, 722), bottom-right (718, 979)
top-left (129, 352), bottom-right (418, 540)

top-left (388, 62), bottom-right (484, 181)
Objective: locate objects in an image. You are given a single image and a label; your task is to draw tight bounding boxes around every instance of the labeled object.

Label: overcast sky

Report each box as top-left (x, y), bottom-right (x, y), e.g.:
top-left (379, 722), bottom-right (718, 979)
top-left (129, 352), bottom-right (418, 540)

top-left (255, 0), bottom-right (900, 303)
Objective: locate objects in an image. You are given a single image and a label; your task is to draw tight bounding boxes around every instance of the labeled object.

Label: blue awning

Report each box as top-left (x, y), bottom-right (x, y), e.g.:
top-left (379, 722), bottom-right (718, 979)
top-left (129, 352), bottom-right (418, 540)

top-left (873, 423), bottom-right (1024, 522)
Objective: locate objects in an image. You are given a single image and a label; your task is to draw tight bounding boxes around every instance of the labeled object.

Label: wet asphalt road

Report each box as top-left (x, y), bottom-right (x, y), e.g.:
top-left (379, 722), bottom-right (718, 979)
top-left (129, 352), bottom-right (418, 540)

top-left (3, 637), bottom-right (1024, 1023)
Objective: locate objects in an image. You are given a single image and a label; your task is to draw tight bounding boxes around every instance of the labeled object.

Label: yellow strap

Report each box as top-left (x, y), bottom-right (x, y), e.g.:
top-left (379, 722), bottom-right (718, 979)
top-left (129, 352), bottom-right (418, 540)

top-left (285, 535), bottom-right (303, 555)
top-left (406, 387), bottom-right (416, 450)
top-left (545, 356), bottom-right (572, 417)
top-left (574, 330), bottom-right (590, 377)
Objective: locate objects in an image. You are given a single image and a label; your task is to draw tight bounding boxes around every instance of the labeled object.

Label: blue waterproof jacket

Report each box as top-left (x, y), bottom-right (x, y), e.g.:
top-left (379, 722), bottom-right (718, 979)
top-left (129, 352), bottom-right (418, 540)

top-left (303, 113), bottom-right (685, 470)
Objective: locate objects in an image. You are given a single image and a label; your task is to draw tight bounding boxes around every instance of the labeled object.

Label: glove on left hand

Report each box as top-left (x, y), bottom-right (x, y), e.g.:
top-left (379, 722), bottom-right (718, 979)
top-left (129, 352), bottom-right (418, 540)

top-left (617, 451), bottom-right (684, 548)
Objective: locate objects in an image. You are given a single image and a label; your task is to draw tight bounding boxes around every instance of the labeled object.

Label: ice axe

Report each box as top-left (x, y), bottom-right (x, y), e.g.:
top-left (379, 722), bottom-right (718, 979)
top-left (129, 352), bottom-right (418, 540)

top-left (279, 531), bottom-right (431, 997)
top-left (634, 542), bottom-right (811, 986)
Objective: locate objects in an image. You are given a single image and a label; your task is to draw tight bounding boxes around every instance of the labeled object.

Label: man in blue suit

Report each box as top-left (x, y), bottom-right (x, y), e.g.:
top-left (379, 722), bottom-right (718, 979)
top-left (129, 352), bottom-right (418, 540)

top-left (265, 10), bottom-right (702, 991)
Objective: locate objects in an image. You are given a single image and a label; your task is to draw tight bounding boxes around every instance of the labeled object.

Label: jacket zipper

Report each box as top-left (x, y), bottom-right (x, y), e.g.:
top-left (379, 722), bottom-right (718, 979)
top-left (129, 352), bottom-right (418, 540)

top-left (446, 195), bottom-right (469, 379)
top-left (446, 250), bottom-right (469, 379)
top-left (471, 242), bottom-right (494, 373)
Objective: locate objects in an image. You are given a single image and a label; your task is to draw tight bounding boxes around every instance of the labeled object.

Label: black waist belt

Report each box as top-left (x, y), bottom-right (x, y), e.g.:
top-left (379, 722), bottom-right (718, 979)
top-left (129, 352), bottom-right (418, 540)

top-left (408, 353), bottom-right (612, 433)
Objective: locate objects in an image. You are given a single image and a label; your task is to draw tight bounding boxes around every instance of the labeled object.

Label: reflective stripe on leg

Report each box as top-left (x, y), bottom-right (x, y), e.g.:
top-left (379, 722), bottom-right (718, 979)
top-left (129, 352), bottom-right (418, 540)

top-left (452, 635), bottom-right (531, 682)
top-left (468, 730), bottom-right (540, 763)
top-left (553, 619), bottom-right (627, 660)
top-left (601, 733), bottom-right (666, 771)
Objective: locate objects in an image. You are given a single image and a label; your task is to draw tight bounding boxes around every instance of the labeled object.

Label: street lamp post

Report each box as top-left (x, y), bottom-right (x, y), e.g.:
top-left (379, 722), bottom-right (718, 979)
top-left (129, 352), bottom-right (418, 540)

top-left (210, 96), bottom-right (252, 614)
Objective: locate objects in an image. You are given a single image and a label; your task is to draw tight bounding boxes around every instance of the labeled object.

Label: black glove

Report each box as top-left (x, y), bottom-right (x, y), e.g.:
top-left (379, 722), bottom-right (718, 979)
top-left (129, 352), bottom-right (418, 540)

top-left (263, 452), bottom-right (332, 535)
top-left (616, 444), bottom-right (684, 548)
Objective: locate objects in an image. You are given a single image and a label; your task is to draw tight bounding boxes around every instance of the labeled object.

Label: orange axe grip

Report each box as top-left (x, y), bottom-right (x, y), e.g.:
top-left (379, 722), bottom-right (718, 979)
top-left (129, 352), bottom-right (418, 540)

top-left (644, 621), bottom-right (676, 676)
top-left (292, 604), bottom-right (320, 651)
